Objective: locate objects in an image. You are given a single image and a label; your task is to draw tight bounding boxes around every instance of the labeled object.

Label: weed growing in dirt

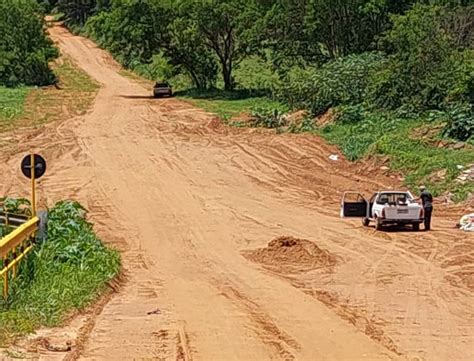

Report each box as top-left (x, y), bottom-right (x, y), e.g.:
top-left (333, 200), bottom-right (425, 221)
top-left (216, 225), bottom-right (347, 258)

top-left (0, 201), bottom-right (120, 345)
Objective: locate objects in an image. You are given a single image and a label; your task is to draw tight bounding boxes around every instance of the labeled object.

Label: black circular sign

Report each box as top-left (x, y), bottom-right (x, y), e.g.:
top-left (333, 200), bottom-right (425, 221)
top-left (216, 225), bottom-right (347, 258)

top-left (21, 154), bottom-right (47, 179)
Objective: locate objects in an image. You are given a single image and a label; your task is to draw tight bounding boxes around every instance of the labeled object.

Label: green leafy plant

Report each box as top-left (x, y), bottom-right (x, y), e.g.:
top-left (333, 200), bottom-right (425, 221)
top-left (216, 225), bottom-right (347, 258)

top-left (251, 107), bottom-right (288, 129)
top-left (0, 197), bottom-right (31, 216)
top-left (335, 104), bottom-right (366, 124)
top-left (0, 201), bottom-right (120, 344)
top-left (441, 103), bottom-right (474, 142)
top-left (288, 117), bottom-right (317, 133)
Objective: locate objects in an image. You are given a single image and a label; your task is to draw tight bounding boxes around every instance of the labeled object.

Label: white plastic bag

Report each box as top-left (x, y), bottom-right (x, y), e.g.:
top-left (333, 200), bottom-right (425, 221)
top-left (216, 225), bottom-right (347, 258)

top-left (460, 213), bottom-right (474, 232)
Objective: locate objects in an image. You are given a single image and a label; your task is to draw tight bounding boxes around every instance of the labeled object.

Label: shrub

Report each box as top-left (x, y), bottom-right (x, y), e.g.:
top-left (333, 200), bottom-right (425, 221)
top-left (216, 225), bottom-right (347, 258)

top-left (371, 4), bottom-right (474, 111)
top-left (441, 103), bottom-right (474, 141)
top-left (234, 56), bottom-right (279, 92)
top-left (334, 104), bottom-right (366, 124)
top-left (251, 107), bottom-right (288, 128)
top-left (276, 52), bottom-right (386, 115)
top-left (288, 117), bottom-right (317, 133)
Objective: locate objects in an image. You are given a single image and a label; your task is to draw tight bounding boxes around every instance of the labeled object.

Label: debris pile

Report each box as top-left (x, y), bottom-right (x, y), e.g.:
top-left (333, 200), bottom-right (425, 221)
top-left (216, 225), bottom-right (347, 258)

top-left (456, 164), bottom-right (474, 184)
top-left (459, 214), bottom-right (474, 232)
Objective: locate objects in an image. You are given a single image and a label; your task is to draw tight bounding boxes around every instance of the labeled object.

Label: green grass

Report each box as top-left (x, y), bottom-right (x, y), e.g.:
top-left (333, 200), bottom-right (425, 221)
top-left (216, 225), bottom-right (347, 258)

top-left (178, 89), bottom-right (287, 121)
top-left (0, 87), bottom-right (30, 127)
top-left (320, 111), bottom-right (474, 201)
top-left (0, 201), bottom-right (120, 345)
top-left (0, 57), bottom-right (99, 135)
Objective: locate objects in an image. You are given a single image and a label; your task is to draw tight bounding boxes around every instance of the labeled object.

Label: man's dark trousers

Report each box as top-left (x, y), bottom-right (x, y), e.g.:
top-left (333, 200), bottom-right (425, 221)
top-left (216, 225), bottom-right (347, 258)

top-left (424, 207), bottom-right (433, 231)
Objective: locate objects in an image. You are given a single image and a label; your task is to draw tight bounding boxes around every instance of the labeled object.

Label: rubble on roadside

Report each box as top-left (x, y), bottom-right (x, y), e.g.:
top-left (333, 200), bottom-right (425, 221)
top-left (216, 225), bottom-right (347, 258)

top-left (455, 164), bottom-right (474, 184)
top-left (458, 214), bottom-right (474, 232)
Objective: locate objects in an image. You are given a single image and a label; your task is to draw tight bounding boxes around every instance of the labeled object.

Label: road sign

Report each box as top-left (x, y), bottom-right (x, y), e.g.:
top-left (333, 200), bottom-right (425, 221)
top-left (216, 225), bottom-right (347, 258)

top-left (21, 154), bottom-right (46, 217)
top-left (21, 154), bottom-right (46, 179)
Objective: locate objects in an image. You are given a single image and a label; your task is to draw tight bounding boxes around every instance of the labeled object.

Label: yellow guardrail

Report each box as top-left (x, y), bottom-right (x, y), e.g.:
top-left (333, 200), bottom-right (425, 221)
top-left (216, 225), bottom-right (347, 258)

top-left (0, 216), bottom-right (39, 298)
top-left (0, 153), bottom-right (46, 299)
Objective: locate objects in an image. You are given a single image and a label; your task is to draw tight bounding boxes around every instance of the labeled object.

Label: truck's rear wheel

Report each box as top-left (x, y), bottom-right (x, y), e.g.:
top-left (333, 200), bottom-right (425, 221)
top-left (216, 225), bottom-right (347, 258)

top-left (362, 217), bottom-right (370, 227)
top-left (413, 223), bottom-right (420, 231)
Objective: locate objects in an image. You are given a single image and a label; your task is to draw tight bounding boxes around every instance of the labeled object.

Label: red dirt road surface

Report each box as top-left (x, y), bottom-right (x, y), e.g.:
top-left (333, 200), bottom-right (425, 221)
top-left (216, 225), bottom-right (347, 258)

top-left (1, 24), bottom-right (473, 361)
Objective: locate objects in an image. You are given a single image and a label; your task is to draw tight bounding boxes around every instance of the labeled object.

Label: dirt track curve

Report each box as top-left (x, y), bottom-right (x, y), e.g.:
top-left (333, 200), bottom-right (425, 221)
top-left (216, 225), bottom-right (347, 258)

top-left (1, 24), bottom-right (473, 361)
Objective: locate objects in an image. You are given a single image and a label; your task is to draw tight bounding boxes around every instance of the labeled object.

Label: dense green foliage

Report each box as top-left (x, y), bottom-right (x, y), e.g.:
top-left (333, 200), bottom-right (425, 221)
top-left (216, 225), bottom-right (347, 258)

top-left (372, 5), bottom-right (473, 109)
top-left (0, 201), bottom-right (120, 343)
top-left (0, 0), bottom-right (58, 87)
top-left (277, 53), bottom-right (387, 115)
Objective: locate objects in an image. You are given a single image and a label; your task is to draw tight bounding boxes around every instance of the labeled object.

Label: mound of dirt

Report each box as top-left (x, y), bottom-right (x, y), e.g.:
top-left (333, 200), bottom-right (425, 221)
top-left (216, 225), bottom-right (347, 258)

top-left (243, 236), bottom-right (336, 274)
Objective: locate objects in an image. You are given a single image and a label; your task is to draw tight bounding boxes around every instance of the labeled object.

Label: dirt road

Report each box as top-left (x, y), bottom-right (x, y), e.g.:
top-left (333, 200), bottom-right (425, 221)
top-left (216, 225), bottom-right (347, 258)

top-left (1, 24), bottom-right (473, 361)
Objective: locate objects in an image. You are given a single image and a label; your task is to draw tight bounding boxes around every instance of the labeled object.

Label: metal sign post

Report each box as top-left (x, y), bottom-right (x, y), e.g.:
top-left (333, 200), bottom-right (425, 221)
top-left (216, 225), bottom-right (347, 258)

top-left (31, 154), bottom-right (36, 216)
top-left (21, 154), bottom-right (46, 217)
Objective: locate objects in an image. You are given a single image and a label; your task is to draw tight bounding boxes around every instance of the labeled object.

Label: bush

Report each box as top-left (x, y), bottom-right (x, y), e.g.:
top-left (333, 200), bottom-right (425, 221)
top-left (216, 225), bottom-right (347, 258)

top-left (371, 4), bottom-right (474, 111)
top-left (276, 53), bottom-right (386, 115)
top-left (0, 0), bottom-right (58, 87)
top-left (0, 201), bottom-right (120, 341)
top-left (234, 56), bottom-right (279, 92)
top-left (251, 107), bottom-right (288, 128)
top-left (334, 104), bottom-right (366, 124)
top-left (441, 103), bottom-right (474, 141)
top-left (288, 117), bottom-right (317, 133)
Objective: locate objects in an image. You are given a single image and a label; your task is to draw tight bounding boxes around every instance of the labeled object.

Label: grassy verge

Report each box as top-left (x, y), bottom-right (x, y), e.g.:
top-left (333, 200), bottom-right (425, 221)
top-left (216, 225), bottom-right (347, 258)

top-left (177, 89), bottom-right (287, 121)
top-left (0, 201), bottom-right (120, 345)
top-left (319, 111), bottom-right (474, 201)
top-left (0, 88), bottom-right (30, 131)
top-left (0, 56), bottom-right (99, 133)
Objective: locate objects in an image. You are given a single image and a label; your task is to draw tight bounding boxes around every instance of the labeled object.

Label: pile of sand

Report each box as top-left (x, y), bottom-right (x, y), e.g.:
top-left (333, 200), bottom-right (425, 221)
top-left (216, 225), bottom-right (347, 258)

top-left (243, 236), bottom-right (336, 274)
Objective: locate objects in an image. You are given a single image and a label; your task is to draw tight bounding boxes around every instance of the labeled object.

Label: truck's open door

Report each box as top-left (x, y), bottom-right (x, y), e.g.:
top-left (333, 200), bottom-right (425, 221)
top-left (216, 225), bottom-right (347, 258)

top-left (340, 192), bottom-right (368, 218)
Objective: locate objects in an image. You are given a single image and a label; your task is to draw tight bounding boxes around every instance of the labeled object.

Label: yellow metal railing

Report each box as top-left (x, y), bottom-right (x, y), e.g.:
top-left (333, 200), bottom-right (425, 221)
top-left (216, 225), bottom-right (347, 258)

top-left (0, 153), bottom-right (46, 299)
top-left (0, 216), bottom-right (39, 298)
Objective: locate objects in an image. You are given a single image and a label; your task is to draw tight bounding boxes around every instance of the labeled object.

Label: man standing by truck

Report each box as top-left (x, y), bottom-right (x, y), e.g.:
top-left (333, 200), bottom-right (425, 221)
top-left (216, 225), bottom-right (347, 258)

top-left (419, 186), bottom-right (433, 231)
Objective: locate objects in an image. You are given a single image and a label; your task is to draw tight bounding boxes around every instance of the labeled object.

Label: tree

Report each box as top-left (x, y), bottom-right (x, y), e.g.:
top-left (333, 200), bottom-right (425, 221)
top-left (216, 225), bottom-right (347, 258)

top-left (58, 0), bottom-right (110, 27)
top-left (304, 0), bottom-right (415, 58)
top-left (85, 0), bottom-right (217, 89)
top-left (165, 16), bottom-right (218, 89)
top-left (372, 4), bottom-right (473, 109)
top-left (85, 0), bottom-right (167, 68)
top-left (259, 0), bottom-right (323, 71)
top-left (256, 0), bottom-right (415, 72)
top-left (191, 0), bottom-right (261, 90)
top-left (0, 0), bottom-right (58, 86)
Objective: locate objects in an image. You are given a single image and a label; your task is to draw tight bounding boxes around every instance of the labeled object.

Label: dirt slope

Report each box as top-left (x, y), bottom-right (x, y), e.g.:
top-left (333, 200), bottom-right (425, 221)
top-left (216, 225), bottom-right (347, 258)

top-left (1, 24), bottom-right (473, 361)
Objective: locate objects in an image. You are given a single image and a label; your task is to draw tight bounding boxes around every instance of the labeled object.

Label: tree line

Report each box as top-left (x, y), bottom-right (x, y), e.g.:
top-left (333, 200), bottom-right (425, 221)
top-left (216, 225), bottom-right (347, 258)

top-left (1, 0), bottom-right (472, 140)
top-left (54, 0), bottom-right (472, 140)
top-left (0, 0), bottom-right (58, 87)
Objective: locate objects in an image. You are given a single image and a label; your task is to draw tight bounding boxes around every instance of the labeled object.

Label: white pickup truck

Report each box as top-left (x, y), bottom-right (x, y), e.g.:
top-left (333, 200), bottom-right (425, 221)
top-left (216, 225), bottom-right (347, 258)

top-left (341, 191), bottom-right (424, 231)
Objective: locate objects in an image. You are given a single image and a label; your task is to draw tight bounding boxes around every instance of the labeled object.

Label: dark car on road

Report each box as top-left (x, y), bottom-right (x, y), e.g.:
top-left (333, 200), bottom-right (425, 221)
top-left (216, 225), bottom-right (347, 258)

top-left (153, 82), bottom-right (173, 98)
